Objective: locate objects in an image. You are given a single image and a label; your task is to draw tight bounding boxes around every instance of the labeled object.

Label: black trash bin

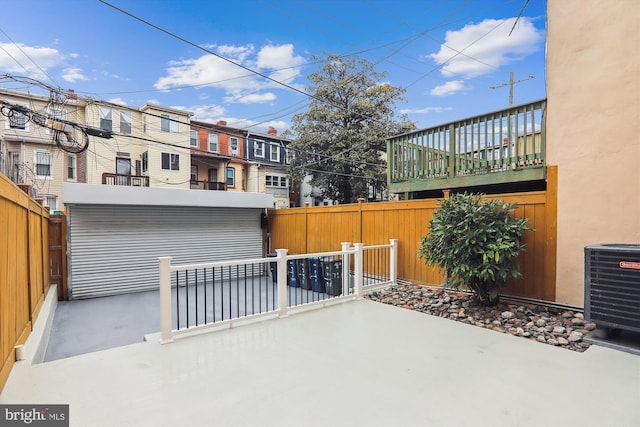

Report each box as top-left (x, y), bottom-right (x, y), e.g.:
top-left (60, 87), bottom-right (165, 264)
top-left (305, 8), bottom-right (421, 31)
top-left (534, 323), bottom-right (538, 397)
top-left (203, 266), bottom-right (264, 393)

top-left (267, 253), bottom-right (277, 284)
top-left (308, 257), bottom-right (325, 293)
top-left (288, 259), bottom-right (300, 287)
top-left (322, 257), bottom-right (342, 296)
top-left (297, 258), bottom-right (312, 290)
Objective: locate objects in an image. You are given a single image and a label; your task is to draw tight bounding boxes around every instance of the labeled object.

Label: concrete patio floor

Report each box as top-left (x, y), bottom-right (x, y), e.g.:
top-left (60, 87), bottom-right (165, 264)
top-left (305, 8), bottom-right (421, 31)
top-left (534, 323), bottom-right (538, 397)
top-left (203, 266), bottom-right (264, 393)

top-left (1, 293), bottom-right (639, 427)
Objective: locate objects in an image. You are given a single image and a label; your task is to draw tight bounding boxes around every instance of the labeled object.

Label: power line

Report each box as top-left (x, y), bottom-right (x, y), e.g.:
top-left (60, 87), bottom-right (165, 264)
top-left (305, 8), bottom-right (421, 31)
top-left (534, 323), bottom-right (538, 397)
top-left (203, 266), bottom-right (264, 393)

top-left (0, 27), bottom-right (60, 88)
top-left (490, 71), bottom-right (535, 106)
top-left (98, 0), bottom-right (317, 102)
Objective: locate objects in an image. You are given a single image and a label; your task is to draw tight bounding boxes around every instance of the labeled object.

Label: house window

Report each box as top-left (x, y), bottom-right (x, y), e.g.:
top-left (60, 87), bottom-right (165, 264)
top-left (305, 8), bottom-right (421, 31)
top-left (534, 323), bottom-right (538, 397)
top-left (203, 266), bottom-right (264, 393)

top-left (190, 130), bottom-right (198, 147)
top-left (226, 167), bottom-right (235, 187)
top-left (120, 111), bottom-right (132, 134)
top-left (99, 107), bottom-right (112, 131)
top-left (43, 195), bottom-right (57, 213)
top-left (67, 155), bottom-right (76, 180)
top-left (191, 165), bottom-right (198, 182)
top-left (208, 133), bottom-right (218, 152)
top-left (269, 144), bottom-right (280, 162)
top-left (142, 151), bottom-right (148, 172)
top-left (230, 137), bottom-right (238, 153)
top-left (34, 151), bottom-right (52, 178)
top-left (161, 152), bottom-right (180, 171)
top-left (266, 174), bottom-right (288, 188)
top-left (254, 140), bottom-right (264, 158)
top-left (161, 114), bottom-right (179, 133)
top-left (7, 105), bottom-right (28, 130)
top-left (285, 148), bottom-right (292, 164)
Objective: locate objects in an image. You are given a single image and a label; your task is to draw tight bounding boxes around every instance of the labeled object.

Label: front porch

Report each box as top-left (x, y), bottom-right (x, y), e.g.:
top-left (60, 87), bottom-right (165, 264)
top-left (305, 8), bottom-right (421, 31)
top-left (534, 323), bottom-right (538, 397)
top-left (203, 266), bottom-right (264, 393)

top-left (388, 99), bottom-right (546, 197)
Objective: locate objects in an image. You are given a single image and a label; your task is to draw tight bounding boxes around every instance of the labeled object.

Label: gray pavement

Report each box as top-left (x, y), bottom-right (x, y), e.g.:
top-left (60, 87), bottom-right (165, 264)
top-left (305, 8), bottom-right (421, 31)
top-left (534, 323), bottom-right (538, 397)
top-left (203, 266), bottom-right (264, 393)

top-left (44, 283), bottom-right (331, 361)
top-left (2, 291), bottom-right (639, 427)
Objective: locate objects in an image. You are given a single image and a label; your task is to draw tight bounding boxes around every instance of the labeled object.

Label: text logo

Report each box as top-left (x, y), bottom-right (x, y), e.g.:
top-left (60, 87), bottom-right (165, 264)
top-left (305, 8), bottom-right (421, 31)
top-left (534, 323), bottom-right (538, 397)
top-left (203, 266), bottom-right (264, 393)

top-left (1, 405), bottom-right (68, 426)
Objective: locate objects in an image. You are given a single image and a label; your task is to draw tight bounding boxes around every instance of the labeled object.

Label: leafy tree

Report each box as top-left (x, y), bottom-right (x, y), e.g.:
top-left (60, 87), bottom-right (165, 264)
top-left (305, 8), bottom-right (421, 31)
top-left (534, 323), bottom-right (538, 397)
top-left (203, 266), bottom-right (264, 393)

top-left (418, 193), bottom-right (531, 306)
top-left (288, 53), bottom-right (415, 204)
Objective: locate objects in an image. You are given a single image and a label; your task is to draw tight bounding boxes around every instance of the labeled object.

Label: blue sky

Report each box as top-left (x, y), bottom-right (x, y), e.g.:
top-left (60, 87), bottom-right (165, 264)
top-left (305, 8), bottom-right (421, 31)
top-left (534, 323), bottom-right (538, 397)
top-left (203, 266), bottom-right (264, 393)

top-left (0, 0), bottom-right (547, 134)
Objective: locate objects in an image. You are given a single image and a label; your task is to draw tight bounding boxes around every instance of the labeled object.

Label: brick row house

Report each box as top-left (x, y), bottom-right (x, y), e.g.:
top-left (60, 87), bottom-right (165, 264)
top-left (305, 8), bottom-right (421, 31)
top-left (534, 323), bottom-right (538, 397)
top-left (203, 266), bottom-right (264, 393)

top-left (188, 121), bottom-right (295, 207)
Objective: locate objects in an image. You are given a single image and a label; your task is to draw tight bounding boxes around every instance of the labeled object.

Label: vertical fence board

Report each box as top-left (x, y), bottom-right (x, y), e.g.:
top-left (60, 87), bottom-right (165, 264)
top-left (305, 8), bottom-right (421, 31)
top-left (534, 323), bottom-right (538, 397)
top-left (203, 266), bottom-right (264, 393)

top-left (268, 191), bottom-right (555, 302)
top-left (0, 174), bottom-right (50, 392)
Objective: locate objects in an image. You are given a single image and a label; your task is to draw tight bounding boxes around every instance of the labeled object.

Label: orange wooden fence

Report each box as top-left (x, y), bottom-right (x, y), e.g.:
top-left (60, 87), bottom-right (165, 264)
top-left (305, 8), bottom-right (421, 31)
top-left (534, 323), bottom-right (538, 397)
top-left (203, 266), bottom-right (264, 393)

top-left (0, 173), bottom-right (50, 392)
top-left (268, 168), bottom-right (557, 302)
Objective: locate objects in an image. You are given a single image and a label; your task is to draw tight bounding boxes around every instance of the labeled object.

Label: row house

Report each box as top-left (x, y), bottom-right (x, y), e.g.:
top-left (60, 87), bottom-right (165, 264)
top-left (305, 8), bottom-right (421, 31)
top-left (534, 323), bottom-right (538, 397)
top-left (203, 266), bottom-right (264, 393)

top-left (189, 123), bottom-right (295, 208)
top-left (1, 87), bottom-right (295, 210)
top-left (84, 100), bottom-right (192, 190)
top-left (0, 88), bottom-right (84, 213)
top-left (245, 127), bottom-right (294, 208)
top-left (190, 120), bottom-right (247, 192)
top-left (0, 87), bottom-right (193, 212)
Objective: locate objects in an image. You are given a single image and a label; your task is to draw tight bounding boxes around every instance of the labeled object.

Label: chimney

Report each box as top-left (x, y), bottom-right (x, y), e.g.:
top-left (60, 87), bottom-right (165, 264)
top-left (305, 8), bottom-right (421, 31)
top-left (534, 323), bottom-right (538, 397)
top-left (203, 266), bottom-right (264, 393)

top-left (268, 126), bottom-right (277, 136)
top-left (216, 120), bottom-right (227, 126)
top-left (66, 89), bottom-right (78, 104)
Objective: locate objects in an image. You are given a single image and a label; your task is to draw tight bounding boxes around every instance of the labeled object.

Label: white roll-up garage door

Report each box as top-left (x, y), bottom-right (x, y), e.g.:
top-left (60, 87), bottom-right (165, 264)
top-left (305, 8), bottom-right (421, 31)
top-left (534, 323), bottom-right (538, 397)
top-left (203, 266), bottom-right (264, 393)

top-left (67, 204), bottom-right (264, 299)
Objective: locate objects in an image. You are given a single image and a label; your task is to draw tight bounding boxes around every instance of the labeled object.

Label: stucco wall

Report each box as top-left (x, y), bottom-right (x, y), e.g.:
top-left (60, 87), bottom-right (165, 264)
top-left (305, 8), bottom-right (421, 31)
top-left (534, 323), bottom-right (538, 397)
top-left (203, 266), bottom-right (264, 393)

top-left (546, 0), bottom-right (640, 305)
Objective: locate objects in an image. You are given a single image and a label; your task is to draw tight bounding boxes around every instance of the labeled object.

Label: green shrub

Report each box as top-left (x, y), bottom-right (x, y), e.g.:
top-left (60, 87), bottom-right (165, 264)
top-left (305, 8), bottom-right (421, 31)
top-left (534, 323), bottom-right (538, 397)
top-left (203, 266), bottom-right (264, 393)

top-left (418, 193), bottom-right (531, 306)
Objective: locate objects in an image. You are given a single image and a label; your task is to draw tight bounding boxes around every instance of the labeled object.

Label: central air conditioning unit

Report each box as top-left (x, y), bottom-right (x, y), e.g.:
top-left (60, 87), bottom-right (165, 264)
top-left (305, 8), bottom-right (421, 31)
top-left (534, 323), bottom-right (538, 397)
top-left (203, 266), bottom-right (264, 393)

top-left (585, 244), bottom-right (640, 334)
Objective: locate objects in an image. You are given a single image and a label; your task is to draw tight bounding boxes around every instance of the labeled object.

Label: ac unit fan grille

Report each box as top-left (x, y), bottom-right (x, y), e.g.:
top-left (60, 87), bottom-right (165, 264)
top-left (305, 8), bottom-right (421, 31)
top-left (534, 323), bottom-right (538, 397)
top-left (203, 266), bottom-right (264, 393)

top-left (585, 245), bottom-right (640, 333)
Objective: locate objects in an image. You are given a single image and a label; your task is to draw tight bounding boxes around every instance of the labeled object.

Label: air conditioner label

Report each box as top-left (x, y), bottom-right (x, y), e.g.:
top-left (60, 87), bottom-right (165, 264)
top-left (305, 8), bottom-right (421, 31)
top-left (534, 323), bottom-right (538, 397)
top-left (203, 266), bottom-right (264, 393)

top-left (619, 261), bottom-right (640, 270)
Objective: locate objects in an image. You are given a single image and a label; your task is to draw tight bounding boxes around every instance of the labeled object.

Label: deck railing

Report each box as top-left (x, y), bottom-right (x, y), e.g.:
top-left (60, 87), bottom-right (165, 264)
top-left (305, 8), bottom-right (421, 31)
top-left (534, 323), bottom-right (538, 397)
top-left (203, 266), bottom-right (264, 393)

top-left (387, 99), bottom-right (546, 191)
top-left (102, 173), bottom-right (149, 187)
top-left (158, 239), bottom-right (398, 343)
top-left (189, 180), bottom-right (226, 190)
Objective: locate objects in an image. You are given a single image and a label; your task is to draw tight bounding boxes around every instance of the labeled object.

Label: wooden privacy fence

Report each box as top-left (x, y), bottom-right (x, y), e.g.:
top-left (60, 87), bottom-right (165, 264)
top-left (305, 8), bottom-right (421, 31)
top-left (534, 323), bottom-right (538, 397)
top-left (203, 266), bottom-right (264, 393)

top-left (0, 173), bottom-right (50, 392)
top-left (267, 173), bottom-right (557, 303)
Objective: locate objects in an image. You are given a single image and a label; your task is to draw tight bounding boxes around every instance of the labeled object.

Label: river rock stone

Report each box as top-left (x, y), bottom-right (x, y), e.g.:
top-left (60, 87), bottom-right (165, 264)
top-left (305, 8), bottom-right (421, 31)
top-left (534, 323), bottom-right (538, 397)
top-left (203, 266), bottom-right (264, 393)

top-left (364, 284), bottom-right (591, 353)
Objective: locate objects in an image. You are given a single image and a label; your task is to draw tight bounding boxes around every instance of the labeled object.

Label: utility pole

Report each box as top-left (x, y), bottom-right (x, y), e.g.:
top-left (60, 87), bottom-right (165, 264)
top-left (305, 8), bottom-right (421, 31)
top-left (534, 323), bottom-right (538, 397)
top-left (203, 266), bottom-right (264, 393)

top-left (490, 72), bottom-right (535, 156)
top-left (490, 71), bottom-right (535, 106)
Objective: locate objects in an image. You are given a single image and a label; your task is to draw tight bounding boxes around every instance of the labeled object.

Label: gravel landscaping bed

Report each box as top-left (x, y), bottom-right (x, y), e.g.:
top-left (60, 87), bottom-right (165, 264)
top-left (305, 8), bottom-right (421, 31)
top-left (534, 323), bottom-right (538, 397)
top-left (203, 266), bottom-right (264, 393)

top-left (365, 284), bottom-right (594, 352)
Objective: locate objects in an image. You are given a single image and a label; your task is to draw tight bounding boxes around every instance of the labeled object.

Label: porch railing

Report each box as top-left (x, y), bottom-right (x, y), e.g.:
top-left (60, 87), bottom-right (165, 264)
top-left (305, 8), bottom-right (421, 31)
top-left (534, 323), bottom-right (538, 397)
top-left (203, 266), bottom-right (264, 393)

top-left (190, 180), bottom-right (226, 190)
top-left (102, 172), bottom-right (149, 187)
top-left (158, 239), bottom-right (398, 343)
top-left (387, 99), bottom-right (546, 191)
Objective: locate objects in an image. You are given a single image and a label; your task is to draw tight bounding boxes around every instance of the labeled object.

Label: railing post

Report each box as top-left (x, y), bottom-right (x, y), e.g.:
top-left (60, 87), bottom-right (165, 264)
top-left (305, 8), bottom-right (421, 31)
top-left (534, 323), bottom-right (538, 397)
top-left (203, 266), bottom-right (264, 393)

top-left (341, 242), bottom-right (351, 295)
top-left (353, 243), bottom-right (364, 298)
top-left (276, 249), bottom-right (288, 317)
top-left (389, 239), bottom-right (398, 284)
top-left (448, 124), bottom-right (456, 178)
top-left (159, 256), bottom-right (173, 344)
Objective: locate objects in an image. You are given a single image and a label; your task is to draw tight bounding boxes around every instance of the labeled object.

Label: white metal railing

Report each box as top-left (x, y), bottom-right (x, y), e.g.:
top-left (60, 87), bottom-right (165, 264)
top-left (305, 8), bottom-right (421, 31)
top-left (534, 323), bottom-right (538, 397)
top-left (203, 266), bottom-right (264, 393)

top-left (158, 239), bottom-right (398, 343)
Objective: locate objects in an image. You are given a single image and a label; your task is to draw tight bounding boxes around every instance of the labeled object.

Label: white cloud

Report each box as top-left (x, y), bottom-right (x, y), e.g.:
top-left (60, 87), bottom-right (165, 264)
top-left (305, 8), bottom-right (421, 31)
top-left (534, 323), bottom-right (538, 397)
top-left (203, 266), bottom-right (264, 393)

top-left (217, 44), bottom-right (254, 62)
top-left (429, 17), bottom-right (542, 78)
top-left (108, 97), bottom-right (128, 106)
top-left (0, 42), bottom-right (63, 79)
top-left (155, 53), bottom-right (261, 92)
top-left (400, 106), bottom-right (453, 115)
top-left (180, 104), bottom-right (226, 122)
top-left (430, 80), bottom-right (467, 96)
top-left (154, 43), bottom-right (305, 104)
top-left (62, 67), bottom-right (88, 83)
top-left (224, 92), bottom-right (276, 104)
top-left (242, 119), bottom-right (289, 135)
